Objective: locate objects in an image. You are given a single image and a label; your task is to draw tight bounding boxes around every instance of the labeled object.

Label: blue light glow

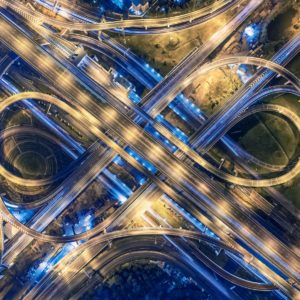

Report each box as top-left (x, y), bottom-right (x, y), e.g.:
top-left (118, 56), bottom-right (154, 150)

top-left (243, 24), bottom-right (261, 44)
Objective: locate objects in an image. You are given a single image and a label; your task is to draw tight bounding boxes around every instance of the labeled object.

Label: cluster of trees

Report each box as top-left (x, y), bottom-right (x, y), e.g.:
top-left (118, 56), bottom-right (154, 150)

top-left (81, 261), bottom-right (207, 300)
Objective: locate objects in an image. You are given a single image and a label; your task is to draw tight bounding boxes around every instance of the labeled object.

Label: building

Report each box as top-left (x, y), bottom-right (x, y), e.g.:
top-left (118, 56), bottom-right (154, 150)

top-left (129, 1), bottom-right (149, 15)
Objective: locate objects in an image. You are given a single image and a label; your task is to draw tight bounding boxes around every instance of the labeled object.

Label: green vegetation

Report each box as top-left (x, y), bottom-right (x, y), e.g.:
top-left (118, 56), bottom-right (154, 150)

top-left (83, 261), bottom-right (204, 300)
top-left (4, 110), bottom-right (32, 127)
top-left (14, 152), bottom-right (47, 179)
top-left (237, 113), bottom-right (297, 166)
top-left (147, 0), bottom-right (215, 18)
top-left (267, 92), bottom-right (300, 210)
top-left (280, 180), bottom-right (300, 210)
top-left (186, 67), bottom-right (242, 116)
top-left (113, 8), bottom-right (232, 76)
top-left (268, 7), bottom-right (298, 42)
top-left (233, 88), bottom-right (300, 210)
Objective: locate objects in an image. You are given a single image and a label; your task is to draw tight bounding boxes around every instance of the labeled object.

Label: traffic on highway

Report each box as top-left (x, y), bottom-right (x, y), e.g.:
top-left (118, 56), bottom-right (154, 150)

top-left (0, 0), bottom-right (298, 299)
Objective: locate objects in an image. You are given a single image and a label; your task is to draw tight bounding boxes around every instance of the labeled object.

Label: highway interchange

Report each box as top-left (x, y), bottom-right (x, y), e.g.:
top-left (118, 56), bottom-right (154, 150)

top-left (0, 0), bottom-right (299, 299)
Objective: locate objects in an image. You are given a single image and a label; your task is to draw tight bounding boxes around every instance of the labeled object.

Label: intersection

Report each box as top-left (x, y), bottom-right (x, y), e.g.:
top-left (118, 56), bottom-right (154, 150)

top-left (0, 1), bottom-right (299, 299)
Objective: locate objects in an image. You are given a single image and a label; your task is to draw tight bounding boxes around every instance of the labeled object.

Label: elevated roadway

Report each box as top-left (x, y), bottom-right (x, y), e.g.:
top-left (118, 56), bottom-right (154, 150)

top-left (0, 3), bottom-right (298, 296)
top-left (69, 33), bottom-right (299, 175)
top-left (11, 28), bottom-right (295, 237)
top-left (0, 0), bottom-right (241, 33)
top-left (155, 55), bottom-right (300, 110)
top-left (0, 15), bottom-right (299, 286)
top-left (29, 27), bottom-right (300, 187)
top-left (12, 56), bottom-right (300, 189)
top-left (0, 125), bottom-right (86, 189)
top-left (24, 230), bottom-right (276, 300)
top-left (75, 55), bottom-right (300, 187)
top-left (140, 0), bottom-right (263, 117)
top-left (14, 1), bottom-right (295, 190)
top-left (191, 34), bottom-right (300, 152)
top-left (64, 33), bottom-right (300, 240)
top-left (0, 92), bottom-right (298, 287)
